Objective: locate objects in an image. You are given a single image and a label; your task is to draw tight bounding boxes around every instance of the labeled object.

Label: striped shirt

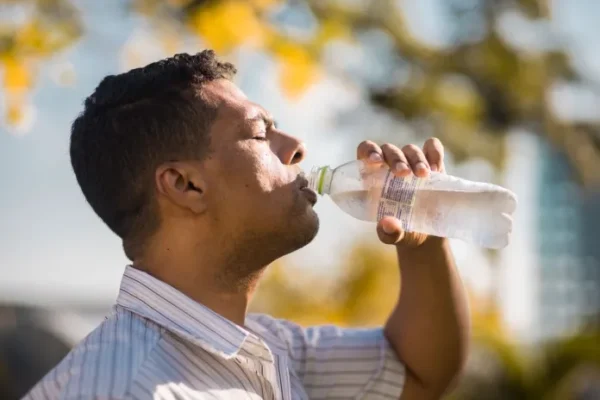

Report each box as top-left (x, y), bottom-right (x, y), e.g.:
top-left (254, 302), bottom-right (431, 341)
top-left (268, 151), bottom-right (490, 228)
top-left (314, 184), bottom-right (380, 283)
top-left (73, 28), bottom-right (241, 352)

top-left (24, 266), bottom-right (405, 399)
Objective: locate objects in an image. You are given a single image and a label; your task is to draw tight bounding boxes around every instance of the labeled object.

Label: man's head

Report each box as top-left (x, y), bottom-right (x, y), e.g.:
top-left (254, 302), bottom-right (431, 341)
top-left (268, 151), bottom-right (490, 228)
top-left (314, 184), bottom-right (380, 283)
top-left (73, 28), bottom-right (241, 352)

top-left (70, 50), bottom-right (319, 274)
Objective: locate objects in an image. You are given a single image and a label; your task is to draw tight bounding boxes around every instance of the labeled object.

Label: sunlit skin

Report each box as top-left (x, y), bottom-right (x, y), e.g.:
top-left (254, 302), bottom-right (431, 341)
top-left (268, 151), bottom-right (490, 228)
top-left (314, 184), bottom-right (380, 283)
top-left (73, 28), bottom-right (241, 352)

top-left (136, 79), bottom-right (469, 400)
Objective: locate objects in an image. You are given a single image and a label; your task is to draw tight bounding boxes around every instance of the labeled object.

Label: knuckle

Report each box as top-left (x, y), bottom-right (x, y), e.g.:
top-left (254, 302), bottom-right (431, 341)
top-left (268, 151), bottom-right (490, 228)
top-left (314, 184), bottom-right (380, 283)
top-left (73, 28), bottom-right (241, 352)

top-left (402, 144), bottom-right (420, 153)
top-left (381, 144), bottom-right (402, 160)
top-left (357, 140), bottom-right (381, 159)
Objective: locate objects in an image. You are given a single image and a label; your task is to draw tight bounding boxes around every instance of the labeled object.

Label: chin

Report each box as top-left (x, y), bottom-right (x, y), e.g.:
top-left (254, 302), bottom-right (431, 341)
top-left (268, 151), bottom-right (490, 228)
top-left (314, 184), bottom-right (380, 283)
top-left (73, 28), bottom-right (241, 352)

top-left (286, 208), bottom-right (320, 251)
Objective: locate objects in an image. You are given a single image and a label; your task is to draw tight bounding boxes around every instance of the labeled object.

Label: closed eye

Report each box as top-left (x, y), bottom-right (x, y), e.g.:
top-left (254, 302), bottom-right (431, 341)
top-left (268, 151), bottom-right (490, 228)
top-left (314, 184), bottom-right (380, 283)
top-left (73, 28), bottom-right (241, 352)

top-left (253, 136), bottom-right (268, 141)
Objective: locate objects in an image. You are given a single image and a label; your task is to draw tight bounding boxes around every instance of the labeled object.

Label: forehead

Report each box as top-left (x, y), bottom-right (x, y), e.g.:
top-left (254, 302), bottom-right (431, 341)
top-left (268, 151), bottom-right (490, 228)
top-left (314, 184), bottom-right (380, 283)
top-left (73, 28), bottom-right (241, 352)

top-left (200, 79), bottom-right (268, 128)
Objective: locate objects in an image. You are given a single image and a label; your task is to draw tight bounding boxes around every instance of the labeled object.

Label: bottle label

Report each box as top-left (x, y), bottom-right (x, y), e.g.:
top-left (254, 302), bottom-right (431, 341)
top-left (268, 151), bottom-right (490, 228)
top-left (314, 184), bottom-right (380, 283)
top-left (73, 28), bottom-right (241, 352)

top-left (376, 171), bottom-right (422, 231)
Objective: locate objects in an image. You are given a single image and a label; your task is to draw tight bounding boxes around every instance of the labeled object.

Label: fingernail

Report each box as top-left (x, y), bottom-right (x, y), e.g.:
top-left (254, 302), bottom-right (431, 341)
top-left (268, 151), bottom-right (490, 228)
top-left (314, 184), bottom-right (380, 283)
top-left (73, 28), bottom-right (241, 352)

top-left (430, 163), bottom-right (438, 172)
top-left (416, 162), bottom-right (428, 171)
top-left (382, 223), bottom-right (395, 234)
top-left (369, 152), bottom-right (383, 163)
top-left (395, 162), bottom-right (410, 173)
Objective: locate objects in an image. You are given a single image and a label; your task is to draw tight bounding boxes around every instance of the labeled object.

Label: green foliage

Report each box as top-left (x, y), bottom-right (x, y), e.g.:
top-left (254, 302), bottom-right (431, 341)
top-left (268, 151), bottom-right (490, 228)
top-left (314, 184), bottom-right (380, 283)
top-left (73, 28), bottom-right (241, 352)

top-left (1, 2), bottom-right (597, 396)
top-left (0, 0), bottom-right (82, 127)
top-left (135, 0), bottom-right (600, 185)
top-left (252, 241), bottom-right (600, 399)
top-left (3, 0), bottom-right (599, 184)
top-left (250, 240), bottom-right (399, 326)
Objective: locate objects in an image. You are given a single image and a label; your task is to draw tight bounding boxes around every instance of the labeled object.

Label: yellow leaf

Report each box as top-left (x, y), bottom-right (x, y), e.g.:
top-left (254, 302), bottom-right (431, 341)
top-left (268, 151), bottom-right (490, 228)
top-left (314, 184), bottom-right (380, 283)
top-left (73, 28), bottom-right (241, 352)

top-left (3, 58), bottom-right (32, 91)
top-left (434, 75), bottom-right (483, 122)
top-left (3, 93), bottom-right (35, 134)
top-left (250, 0), bottom-right (281, 11)
top-left (274, 43), bottom-right (320, 98)
top-left (188, 1), bottom-right (266, 53)
top-left (314, 18), bottom-right (352, 48)
top-left (6, 102), bottom-right (24, 126)
top-left (15, 22), bottom-right (46, 53)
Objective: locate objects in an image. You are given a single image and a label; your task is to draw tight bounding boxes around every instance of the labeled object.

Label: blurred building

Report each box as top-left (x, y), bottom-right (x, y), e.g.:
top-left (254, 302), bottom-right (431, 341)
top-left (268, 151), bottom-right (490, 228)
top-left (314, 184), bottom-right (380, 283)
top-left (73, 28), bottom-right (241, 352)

top-left (500, 131), bottom-right (600, 343)
top-left (537, 137), bottom-right (600, 337)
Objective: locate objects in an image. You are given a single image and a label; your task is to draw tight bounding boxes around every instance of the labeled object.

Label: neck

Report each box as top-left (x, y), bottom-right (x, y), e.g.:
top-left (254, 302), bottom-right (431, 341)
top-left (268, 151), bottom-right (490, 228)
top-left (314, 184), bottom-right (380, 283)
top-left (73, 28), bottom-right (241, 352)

top-left (133, 230), bottom-right (266, 326)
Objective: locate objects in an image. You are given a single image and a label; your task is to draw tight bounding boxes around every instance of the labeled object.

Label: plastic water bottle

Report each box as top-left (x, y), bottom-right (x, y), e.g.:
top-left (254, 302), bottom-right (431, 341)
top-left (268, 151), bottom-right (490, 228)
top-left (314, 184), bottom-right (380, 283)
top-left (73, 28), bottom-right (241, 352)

top-left (307, 160), bottom-right (517, 249)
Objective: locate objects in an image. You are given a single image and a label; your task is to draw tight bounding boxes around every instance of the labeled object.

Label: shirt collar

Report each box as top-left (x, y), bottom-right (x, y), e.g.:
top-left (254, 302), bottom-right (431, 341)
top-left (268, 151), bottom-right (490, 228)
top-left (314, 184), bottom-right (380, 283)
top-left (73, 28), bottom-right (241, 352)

top-left (116, 265), bottom-right (261, 360)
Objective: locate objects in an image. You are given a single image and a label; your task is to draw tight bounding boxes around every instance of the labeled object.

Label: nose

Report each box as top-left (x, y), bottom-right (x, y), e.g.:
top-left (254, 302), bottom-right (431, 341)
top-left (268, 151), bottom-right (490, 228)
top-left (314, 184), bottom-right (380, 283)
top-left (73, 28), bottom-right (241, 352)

top-left (277, 133), bottom-right (306, 165)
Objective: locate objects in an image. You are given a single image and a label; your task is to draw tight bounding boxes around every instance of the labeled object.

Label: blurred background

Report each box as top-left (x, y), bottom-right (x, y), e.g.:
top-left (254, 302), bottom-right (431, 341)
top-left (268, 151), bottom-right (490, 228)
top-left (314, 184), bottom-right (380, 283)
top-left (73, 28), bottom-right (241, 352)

top-left (0, 0), bottom-right (599, 398)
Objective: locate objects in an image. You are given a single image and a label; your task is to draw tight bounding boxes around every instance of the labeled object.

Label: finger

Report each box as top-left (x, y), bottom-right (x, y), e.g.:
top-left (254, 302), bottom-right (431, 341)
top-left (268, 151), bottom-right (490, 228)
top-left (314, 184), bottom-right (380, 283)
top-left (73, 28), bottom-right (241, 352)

top-left (357, 140), bottom-right (383, 164)
top-left (402, 144), bottom-right (430, 177)
top-left (423, 137), bottom-right (444, 172)
top-left (376, 217), bottom-right (405, 245)
top-left (380, 143), bottom-right (412, 177)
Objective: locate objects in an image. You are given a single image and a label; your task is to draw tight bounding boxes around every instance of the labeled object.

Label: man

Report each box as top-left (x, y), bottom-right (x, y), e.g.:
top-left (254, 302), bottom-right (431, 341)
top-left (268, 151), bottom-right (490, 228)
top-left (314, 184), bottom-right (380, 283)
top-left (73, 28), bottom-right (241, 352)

top-left (25, 50), bottom-right (469, 400)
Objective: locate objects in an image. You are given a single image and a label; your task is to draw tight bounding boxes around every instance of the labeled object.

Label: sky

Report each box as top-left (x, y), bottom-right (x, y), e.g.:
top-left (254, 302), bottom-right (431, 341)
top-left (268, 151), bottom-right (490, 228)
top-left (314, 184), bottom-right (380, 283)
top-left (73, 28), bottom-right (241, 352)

top-left (0, 0), bottom-right (598, 309)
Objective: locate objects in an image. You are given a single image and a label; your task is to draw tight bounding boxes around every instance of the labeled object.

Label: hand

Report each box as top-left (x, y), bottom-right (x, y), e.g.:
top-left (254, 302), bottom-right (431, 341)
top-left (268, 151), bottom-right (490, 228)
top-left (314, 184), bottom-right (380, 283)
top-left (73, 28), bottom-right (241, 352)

top-left (356, 138), bottom-right (445, 247)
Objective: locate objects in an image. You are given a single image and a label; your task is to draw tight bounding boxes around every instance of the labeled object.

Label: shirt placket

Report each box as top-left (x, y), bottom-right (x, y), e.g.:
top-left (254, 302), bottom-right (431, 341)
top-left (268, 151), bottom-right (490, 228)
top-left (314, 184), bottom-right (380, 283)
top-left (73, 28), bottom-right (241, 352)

top-left (238, 335), bottom-right (291, 400)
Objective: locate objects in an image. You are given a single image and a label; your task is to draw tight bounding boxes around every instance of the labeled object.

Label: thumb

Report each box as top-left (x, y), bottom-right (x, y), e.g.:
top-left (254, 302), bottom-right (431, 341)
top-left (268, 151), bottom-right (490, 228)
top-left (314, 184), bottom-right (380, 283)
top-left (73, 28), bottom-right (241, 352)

top-left (376, 217), bottom-right (405, 245)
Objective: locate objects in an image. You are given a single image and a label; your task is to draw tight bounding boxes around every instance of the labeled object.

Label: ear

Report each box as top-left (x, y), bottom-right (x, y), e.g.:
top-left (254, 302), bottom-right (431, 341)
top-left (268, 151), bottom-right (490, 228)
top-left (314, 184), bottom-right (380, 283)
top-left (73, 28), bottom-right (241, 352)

top-left (155, 161), bottom-right (207, 214)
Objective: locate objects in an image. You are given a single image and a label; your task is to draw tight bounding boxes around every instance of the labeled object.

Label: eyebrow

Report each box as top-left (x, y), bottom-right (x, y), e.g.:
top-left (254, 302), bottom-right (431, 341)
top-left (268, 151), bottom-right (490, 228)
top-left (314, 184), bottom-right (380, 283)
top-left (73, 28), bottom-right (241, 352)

top-left (247, 114), bottom-right (278, 129)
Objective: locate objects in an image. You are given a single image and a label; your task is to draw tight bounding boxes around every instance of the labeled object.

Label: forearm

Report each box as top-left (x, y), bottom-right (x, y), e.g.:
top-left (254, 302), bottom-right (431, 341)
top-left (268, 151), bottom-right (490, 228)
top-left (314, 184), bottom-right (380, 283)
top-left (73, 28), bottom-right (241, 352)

top-left (384, 237), bottom-right (470, 396)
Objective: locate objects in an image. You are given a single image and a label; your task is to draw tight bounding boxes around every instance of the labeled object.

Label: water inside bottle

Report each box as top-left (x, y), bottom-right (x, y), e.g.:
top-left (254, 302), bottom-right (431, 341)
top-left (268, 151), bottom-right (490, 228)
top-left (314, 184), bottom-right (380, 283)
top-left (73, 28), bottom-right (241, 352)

top-left (329, 190), bottom-right (374, 221)
top-left (330, 183), bottom-right (517, 249)
top-left (310, 160), bottom-right (518, 248)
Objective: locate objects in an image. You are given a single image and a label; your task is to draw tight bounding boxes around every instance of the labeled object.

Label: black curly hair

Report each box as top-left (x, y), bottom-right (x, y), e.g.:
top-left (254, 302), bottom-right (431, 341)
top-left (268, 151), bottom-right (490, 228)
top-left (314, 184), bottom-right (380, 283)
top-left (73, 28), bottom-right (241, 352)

top-left (69, 50), bottom-right (237, 259)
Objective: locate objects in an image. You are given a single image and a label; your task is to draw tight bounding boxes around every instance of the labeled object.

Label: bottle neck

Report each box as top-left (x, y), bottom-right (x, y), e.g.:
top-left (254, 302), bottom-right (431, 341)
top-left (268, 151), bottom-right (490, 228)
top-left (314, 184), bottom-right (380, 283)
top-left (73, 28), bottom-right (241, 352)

top-left (308, 165), bottom-right (333, 195)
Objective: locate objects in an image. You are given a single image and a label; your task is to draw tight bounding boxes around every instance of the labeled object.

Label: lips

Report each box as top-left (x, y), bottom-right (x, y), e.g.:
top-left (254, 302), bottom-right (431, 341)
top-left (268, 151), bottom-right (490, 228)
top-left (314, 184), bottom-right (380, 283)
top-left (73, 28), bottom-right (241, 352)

top-left (298, 176), bottom-right (318, 205)
top-left (301, 186), bottom-right (318, 205)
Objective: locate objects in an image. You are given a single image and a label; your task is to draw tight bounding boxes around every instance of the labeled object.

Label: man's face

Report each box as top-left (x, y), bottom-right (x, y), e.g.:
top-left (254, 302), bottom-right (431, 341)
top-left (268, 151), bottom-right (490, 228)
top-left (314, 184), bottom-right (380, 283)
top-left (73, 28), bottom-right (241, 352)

top-left (198, 80), bottom-right (319, 264)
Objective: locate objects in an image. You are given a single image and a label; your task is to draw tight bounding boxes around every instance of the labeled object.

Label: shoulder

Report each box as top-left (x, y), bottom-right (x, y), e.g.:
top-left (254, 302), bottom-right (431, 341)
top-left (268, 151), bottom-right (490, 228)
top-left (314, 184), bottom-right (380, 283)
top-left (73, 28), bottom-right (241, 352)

top-left (246, 313), bottom-right (351, 359)
top-left (247, 313), bottom-right (382, 346)
top-left (24, 307), bottom-right (164, 400)
top-left (246, 313), bottom-right (306, 347)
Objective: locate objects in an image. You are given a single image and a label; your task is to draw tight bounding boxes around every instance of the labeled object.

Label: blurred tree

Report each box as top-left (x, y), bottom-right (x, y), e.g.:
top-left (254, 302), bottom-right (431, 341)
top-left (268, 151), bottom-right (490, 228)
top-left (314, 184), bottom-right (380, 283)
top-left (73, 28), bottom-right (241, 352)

top-left (129, 0), bottom-right (600, 186)
top-left (250, 241), bottom-right (399, 326)
top-left (252, 242), bottom-right (600, 400)
top-left (0, 0), bottom-right (82, 132)
top-left (2, 0), bottom-right (599, 184)
top-left (447, 330), bottom-right (600, 399)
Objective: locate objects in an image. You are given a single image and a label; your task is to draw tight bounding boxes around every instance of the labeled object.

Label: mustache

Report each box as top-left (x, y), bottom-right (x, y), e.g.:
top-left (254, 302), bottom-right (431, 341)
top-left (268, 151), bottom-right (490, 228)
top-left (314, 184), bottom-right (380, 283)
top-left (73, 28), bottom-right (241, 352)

top-left (289, 166), bottom-right (308, 187)
top-left (294, 173), bottom-right (309, 189)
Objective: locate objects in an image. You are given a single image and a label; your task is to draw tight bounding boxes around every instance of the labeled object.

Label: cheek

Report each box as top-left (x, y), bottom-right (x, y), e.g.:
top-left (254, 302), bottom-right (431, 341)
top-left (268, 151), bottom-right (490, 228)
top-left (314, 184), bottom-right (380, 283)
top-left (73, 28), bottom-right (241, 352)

top-left (214, 142), bottom-right (288, 195)
top-left (251, 147), bottom-right (287, 192)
